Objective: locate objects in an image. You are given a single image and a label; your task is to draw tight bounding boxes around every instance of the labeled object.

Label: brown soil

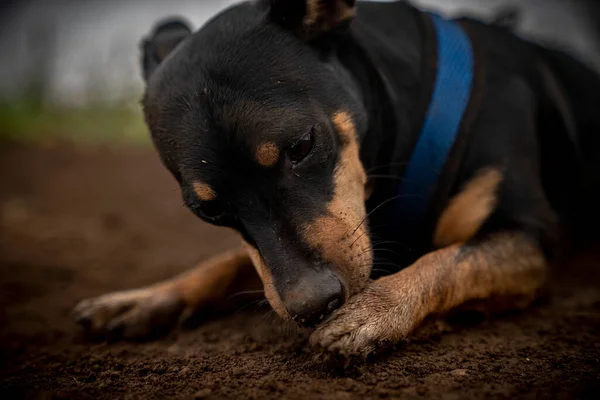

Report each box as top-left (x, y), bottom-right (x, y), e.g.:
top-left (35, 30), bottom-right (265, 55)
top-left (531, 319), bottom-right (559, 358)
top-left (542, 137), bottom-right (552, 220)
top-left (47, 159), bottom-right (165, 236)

top-left (0, 144), bottom-right (599, 400)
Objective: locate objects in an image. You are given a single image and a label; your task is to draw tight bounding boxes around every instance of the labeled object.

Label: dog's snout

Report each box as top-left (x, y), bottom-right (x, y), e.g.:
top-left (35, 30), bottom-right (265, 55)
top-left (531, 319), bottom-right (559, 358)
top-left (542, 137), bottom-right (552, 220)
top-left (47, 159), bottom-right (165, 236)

top-left (284, 275), bottom-right (345, 326)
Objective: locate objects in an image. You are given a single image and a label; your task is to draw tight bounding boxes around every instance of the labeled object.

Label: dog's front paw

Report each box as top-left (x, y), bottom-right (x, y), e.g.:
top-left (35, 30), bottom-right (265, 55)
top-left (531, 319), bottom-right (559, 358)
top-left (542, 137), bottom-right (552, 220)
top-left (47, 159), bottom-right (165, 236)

top-left (73, 287), bottom-right (185, 340)
top-left (310, 279), bottom-right (421, 356)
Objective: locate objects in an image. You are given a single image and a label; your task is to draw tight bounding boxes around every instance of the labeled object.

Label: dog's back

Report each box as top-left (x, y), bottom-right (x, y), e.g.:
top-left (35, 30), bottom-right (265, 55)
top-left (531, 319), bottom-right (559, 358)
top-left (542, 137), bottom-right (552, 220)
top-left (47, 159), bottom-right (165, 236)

top-left (452, 18), bottom-right (600, 240)
top-left (354, 2), bottom-right (600, 245)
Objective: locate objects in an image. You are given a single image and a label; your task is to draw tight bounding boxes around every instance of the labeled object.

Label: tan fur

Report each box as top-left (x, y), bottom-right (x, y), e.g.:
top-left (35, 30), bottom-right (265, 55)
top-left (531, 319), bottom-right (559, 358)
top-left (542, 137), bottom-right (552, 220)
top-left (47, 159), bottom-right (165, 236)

top-left (256, 142), bottom-right (280, 167)
top-left (242, 241), bottom-right (290, 318)
top-left (302, 0), bottom-right (356, 36)
top-left (73, 248), bottom-right (262, 338)
top-left (192, 181), bottom-right (216, 202)
top-left (406, 233), bottom-right (546, 315)
top-left (311, 232), bottom-right (547, 355)
top-left (301, 111), bottom-right (372, 299)
top-left (434, 168), bottom-right (503, 248)
top-left (171, 249), bottom-right (258, 309)
top-left (304, 0), bottom-right (320, 26)
top-left (336, 5), bottom-right (357, 23)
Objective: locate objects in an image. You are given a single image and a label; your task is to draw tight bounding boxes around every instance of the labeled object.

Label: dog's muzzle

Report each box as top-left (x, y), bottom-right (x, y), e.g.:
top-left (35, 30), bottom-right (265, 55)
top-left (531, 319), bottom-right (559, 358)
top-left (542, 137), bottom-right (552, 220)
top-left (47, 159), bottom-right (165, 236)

top-left (282, 270), bottom-right (345, 327)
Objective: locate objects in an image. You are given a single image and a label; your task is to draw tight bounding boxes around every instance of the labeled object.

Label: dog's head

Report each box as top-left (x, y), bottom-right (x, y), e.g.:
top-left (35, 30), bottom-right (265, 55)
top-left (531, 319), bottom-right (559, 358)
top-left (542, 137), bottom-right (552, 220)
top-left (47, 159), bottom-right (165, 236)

top-left (140, 0), bottom-right (372, 326)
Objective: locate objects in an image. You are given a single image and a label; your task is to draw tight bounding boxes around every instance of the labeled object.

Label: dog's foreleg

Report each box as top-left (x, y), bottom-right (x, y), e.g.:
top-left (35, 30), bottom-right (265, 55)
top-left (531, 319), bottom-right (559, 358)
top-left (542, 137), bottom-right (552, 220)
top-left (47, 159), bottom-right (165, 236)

top-left (73, 248), bottom-right (261, 339)
top-left (310, 232), bottom-right (547, 355)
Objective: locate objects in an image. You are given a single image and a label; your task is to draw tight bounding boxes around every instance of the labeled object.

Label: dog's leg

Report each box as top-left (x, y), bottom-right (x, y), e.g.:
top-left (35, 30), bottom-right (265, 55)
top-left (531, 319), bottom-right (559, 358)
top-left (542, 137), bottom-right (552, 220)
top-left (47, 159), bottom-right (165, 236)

top-left (310, 232), bottom-right (547, 355)
top-left (73, 248), bottom-right (261, 339)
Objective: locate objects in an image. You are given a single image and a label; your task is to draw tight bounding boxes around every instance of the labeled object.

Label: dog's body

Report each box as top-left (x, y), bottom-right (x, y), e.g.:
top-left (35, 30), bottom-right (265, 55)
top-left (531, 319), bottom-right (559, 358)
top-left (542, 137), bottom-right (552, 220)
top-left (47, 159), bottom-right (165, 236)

top-left (74, 0), bottom-right (600, 356)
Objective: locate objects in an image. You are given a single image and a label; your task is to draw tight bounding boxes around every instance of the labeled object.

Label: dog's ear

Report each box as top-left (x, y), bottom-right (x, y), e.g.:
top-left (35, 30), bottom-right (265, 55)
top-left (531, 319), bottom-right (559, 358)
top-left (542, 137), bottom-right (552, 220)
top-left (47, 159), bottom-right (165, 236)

top-left (265, 0), bottom-right (356, 40)
top-left (141, 18), bottom-right (192, 82)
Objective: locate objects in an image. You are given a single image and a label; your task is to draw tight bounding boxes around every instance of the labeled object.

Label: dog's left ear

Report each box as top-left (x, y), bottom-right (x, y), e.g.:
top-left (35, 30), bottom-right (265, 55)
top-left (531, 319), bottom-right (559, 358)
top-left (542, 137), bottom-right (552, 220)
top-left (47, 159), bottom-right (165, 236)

top-left (265, 0), bottom-right (356, 40)
top-left (141, 18), bottom-right (192, 82)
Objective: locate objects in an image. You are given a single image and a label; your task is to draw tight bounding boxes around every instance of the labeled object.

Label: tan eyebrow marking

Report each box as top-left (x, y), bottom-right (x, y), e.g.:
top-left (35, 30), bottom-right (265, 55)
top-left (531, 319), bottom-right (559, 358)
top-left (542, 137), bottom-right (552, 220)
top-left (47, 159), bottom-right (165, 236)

top-left (299, 110), bottom-right (372, 299)
top-left (256, 142), bottom-right (280, 167)
top-left (193, 182), bottom-right (216, 201)
top-left (332, 111), bottom-right (356, 144)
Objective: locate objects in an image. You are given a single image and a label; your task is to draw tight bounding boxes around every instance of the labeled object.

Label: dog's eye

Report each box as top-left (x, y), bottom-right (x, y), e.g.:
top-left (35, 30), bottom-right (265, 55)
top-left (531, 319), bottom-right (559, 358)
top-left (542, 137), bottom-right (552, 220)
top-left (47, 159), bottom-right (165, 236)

top-left (196, 201), bottom-right (226, 220)
top-left (289, 128), bottom-right (315, 165)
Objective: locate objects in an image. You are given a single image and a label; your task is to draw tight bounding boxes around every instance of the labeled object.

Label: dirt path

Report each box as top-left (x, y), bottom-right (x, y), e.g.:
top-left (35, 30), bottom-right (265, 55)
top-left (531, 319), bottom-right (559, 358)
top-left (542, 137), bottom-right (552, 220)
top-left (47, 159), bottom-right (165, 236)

top-left (0, 145), bottom-right (599, 399)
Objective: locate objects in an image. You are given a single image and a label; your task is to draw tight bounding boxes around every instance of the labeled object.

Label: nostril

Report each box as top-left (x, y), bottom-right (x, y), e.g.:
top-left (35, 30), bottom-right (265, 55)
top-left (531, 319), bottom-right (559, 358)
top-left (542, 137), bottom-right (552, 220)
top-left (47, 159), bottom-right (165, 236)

top-left (284, 276), bottom-right (345, 326)
top-left (326, 297), bottom-right (342, 314)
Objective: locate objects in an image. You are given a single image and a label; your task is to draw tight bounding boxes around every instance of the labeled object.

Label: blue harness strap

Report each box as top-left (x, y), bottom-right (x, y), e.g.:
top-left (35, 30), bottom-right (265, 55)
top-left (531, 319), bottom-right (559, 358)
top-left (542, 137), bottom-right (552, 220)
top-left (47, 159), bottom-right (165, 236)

top-left (395, 13), bottom-right (475, 225)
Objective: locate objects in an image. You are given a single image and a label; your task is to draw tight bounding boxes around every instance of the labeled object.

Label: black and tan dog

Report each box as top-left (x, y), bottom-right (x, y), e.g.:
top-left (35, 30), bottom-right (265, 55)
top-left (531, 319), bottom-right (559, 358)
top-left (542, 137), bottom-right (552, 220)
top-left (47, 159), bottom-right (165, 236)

top-left (74, 0), bottom-right (600, 356)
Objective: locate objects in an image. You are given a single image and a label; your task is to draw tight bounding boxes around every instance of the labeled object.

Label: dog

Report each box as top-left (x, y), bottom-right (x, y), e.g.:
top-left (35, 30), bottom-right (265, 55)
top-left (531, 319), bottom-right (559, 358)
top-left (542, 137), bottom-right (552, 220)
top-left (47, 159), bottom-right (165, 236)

top-left (73, 0), bottom-right (600, 356)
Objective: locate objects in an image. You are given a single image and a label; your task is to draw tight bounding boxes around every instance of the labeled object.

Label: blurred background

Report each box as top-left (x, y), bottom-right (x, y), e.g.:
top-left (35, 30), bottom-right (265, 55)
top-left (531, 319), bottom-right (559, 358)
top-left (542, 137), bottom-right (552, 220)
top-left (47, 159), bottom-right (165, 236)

top-left (0, 0), bottom-right (598, 145)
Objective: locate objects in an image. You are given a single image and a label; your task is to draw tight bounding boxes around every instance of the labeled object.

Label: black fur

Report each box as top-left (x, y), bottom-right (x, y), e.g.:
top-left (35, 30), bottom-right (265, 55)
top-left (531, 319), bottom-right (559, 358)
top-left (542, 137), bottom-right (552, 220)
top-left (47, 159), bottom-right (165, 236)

top-left (141, 0), bottom-right (600, 288)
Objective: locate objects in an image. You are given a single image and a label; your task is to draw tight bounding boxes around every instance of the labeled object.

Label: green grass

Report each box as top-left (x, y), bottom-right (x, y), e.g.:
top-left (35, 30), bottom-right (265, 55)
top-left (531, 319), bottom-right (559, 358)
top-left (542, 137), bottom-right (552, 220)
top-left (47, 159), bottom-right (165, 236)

top-left (0, 100), bottom-right (151, 146)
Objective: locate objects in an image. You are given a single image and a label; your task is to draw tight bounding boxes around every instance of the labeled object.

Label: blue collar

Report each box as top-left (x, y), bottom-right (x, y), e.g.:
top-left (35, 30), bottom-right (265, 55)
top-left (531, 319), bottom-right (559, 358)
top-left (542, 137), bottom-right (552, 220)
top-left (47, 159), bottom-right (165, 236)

top-left (394, 13), bottom-right (475, 225)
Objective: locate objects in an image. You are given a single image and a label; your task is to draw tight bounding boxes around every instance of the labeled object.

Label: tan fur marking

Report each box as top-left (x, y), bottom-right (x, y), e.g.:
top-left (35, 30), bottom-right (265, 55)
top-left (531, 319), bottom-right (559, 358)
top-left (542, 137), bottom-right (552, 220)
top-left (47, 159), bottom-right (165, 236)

top-left (73, 248), bottom-right (263, 339)
top-left (193, 182), bottom-right (216, 202)
top-left (434, 168), bottom-right (503, 248)
top-left (301, 111), bottom-right (371, 298)
top-left (337, 5), bottom-right (356, 23)
top-left (304, 0), bottom-right (320, 26)
top-left (310, 232), bottom-right (547, 354)
top-left (256, 142), bottom-right (280, 167)
top-left (170, 249), bottom-right (260, 311)
top-left (242, 241), bottom-right (290, 318)
top-left (303, 0), bottom-right (356, 32)
top-left (396, 233), bottom-right (546, 318)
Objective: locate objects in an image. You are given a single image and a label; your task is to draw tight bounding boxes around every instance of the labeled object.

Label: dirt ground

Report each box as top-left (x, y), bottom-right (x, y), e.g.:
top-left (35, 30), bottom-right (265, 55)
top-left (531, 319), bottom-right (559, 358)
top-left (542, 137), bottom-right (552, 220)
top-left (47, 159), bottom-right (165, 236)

top-left (0, 144), bottom-right (599, 400)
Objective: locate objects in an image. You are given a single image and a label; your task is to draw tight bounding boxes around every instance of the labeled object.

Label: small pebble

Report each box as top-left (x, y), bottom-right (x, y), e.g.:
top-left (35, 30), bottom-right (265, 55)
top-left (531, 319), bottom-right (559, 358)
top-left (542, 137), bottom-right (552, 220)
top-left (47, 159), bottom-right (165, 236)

top-left (450, 368), bottom-right (469, 377)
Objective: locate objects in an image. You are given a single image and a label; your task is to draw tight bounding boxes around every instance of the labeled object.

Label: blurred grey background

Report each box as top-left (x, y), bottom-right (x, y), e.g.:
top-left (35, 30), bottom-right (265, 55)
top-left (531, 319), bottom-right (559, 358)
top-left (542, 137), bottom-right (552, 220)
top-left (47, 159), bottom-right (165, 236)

top-left (0, 0), bottom-right (597, 143)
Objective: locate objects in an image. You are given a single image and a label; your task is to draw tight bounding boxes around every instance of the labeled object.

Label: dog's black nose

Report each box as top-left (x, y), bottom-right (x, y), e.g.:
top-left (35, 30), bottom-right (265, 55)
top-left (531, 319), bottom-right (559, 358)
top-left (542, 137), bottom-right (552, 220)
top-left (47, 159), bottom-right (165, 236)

top-left (284, 275), bottom-right (345, 327)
